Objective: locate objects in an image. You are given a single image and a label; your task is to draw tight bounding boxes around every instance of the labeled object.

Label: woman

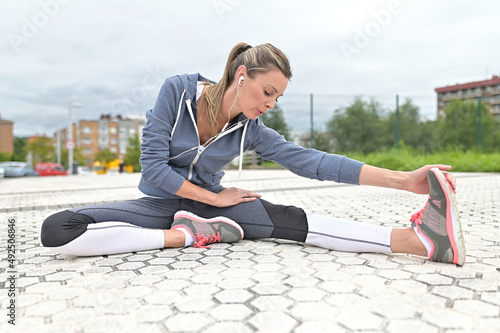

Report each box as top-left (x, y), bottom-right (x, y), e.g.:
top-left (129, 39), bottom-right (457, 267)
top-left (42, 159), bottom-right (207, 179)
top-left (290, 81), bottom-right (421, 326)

top-left (41, 43), bottom-right (466, 266)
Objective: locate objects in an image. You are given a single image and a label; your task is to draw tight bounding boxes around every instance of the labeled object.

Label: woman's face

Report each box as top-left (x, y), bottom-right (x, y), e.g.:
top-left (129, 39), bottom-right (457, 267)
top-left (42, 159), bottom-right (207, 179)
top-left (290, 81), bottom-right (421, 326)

top-left (237, 69), bottom-right (288, 120)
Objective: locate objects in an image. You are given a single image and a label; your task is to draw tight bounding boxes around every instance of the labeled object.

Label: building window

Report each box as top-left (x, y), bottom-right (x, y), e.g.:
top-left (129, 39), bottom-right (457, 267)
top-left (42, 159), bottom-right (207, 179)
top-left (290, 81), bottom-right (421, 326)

top-left (83, 126), bottom-right (92, 134)
top-left (84, 138), bottom-right (92, 144)
top-left (110, 127), bottom-right (117, 134)
top-left (111, 138), bottom-right (117, 144)
top-left (84, 148), bottom-right (92, 154)
top-left (110, 147), bottom-right (117, 153)
top-left (129, 129), bottom-right (136, 135)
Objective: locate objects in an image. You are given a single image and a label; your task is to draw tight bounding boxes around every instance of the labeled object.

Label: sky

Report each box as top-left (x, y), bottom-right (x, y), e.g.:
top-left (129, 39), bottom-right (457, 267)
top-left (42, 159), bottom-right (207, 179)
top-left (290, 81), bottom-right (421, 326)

top-left (1, 0), bottom-right (499, 137)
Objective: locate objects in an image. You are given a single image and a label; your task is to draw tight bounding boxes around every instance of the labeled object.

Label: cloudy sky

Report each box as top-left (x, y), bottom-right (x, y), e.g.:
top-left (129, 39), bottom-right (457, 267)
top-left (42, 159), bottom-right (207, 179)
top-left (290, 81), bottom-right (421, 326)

top-left (1, 0), bottom-right (499, 137)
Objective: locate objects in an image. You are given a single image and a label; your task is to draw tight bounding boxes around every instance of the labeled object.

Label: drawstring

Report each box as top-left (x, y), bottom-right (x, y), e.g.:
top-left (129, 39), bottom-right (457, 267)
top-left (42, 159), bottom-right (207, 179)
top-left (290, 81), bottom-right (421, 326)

top-left (170, 89), bottom-right (186, 140)
top-left (239, 121), bottom-right (249, 180)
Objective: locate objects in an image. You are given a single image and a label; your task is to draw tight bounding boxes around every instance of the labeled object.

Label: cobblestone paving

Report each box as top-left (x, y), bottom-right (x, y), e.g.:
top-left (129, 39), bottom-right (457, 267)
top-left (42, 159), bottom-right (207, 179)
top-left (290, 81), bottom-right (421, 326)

top-left (0, 170), bottom-right (499, 332)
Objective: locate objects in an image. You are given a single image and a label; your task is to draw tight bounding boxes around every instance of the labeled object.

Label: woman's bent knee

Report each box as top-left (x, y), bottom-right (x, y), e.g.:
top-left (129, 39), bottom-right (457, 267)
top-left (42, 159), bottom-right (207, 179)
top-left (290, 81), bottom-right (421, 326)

top-left (41, 210), bottom-right (94, 247)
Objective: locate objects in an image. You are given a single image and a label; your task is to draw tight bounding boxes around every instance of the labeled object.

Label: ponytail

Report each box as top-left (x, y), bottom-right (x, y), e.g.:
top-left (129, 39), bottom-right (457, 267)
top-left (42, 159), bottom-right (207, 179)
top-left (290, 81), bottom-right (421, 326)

top-left (198, 42), bottom-right (292, 135)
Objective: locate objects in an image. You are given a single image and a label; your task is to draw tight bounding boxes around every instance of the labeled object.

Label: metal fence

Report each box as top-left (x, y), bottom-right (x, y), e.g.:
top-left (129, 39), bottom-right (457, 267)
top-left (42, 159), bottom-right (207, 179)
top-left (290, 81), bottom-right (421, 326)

top-left (274, 93), bottom-right (437, 148)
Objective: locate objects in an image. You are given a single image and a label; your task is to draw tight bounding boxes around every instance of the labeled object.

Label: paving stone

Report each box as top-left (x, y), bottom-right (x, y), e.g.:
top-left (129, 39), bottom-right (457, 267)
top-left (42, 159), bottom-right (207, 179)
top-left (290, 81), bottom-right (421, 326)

top-left (252, 272), bottom-right (287, 283)
top-left (251, 283), bottom-right (289, 295)
top-left (24, 300), bottom-right (68, 317)
top-left (209, 304), bottom-right (253, 321)
top-left (372, 300), bottom-right (416, 318)
top-left (453, 299), bottom-right (500, 317)
top-left (183, 284), bottom-right (220, 298)
top-left (248, 311), bottom-right (297, 333)
top-left (377, 268), bottom-right (413, 280)
top-left (458, 278), bottom-right (498, 292)
top-left (2, 171), bottom-right (498, 332)
top-left (51, 308), bottom-right (96, 325)
top-left (144, 291), bottom-right (183, 305)
top-left (175, 297), bottom-right (215, 312)
top-left (204, 322), bottom-right (253, 333)
top-left (421, 308), bottom-right (474, 329)
top-left (288, 287), bottom-right (326, 301)
top-left (164, 313), bottom-right (214, 332)
top-left (295, 321), bottom-right (347, 333)
top-left (132, 305), bottom-right (173, 322)
top-left (386, 319), bottom-right (439, 333)
top-left (251, 295), bottom-right (293, 311)
top-left (336, 310), bottom-right (384, 330)
top-left (217, 277), bottom-right (255, 289)
top-left (432, 285), bottom-right (474, 300)
top-left (481, 291), bottom-right (500, 306)
top-left (214, 289), bottom-right (253, 303)
top-left (416, 273), bottom-right (454, 285)
top-left (290, 302), bottom-right (339, 321)
top-left (479, 317), bottom-right (500, 332)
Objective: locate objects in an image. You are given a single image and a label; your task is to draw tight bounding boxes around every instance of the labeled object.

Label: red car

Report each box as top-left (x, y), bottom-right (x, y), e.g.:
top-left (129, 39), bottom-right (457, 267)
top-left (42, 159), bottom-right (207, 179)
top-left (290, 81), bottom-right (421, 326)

top-left (35, 163), bottom-right (68, 176)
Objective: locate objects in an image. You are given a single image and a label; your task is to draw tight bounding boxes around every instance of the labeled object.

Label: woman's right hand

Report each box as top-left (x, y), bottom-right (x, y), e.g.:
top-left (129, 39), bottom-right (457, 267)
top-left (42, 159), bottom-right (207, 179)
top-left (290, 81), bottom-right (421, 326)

top-left (213, 187), bottom-right (261, 207)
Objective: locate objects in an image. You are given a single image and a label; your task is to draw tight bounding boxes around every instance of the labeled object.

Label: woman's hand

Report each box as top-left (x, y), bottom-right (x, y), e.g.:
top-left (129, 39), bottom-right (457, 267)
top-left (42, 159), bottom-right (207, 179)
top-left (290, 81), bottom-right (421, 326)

top-left (405, 164), bottom-right (456, 195)
top-left (213, 187), bottom-right (261, 207)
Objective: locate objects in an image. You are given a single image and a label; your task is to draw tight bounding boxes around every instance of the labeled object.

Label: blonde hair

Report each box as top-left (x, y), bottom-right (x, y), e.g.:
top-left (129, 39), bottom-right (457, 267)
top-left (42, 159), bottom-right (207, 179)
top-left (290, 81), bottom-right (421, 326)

top-left (198, 43), bottom-right (292, 135)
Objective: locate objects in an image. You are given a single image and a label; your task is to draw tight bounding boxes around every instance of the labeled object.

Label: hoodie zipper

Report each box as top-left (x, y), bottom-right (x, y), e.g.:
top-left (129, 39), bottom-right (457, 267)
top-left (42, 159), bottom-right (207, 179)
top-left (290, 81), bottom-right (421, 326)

top-left (185, 99), bottom-right (244, 181)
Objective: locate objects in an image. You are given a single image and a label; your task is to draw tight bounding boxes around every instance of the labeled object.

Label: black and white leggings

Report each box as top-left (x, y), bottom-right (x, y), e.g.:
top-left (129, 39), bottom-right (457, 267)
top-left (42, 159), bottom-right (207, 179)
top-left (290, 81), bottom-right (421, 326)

top-left (41, 196), bottom-right (393, 256)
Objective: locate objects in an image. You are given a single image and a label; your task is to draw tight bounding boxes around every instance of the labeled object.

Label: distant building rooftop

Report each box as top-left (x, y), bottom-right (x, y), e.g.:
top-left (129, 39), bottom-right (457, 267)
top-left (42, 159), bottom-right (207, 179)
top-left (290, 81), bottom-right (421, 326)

top-left (435, 75), bottom-right (500, 93)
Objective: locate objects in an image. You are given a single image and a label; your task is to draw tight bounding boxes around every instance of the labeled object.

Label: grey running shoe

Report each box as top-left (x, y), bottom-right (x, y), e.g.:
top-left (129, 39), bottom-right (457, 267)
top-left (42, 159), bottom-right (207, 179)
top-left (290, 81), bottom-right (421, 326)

top-left (410, 167), bottom-right (466, 266)
top-left (171, 211), bottom-right (244, 248)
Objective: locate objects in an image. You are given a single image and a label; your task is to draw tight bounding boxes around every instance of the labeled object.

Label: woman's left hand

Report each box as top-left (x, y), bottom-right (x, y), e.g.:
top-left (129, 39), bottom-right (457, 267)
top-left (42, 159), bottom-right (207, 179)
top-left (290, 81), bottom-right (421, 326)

top-left (406, 164), bottom-right (456, 195)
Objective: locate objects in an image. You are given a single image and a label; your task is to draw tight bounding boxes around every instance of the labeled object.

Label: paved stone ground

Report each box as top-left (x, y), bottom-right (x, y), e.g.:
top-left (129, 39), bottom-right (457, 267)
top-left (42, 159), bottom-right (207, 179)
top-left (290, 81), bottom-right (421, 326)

top-left (0, 169), bottom-right (499, 333)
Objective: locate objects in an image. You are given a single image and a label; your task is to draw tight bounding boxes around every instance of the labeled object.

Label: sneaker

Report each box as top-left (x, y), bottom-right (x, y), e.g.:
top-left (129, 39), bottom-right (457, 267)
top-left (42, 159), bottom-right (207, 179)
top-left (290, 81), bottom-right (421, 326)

top-left (171, 210), bottom-right (244, 248)
top-left (410, 167), bottom-right (466, 266)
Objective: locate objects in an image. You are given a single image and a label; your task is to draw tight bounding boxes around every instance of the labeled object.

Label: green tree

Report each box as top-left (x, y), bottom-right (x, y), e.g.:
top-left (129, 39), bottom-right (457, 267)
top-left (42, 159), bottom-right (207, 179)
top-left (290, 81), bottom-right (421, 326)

top-left (13, 137), bottom-right (28, 161)
top-left (416, 120), bottom-right (440, 153)
top-left (326, 96), bottom-right (385, 154)
top-left (437, 100), bottom-right (500, 152)
top-left (60, 148), bottom-right (86, 170)
top-left (95, 149), bottom-right (118, 163)
top-left (124, 134), bottom-right (142, 172)
top-left (384, 98), bottom-right (422, 149)
top-left (24, 137), bottom-right (54, 165)
top-left (260, 104), bottom-right (291, 141)
top-left (0, 151), bottom-right (11, 162)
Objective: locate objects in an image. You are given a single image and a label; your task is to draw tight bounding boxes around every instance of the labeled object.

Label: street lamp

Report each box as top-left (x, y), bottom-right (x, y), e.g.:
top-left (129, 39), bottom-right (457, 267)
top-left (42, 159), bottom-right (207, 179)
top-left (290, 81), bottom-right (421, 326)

top-left (68, 102), bottom-right (83, 175)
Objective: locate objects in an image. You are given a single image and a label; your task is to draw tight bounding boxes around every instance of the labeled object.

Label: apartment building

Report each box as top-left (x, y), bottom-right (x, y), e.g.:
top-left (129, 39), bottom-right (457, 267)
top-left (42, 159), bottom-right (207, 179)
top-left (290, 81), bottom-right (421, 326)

top-left (435, 75), bottom-right (500, 118)
top-left (0, 115), bottom-right (14, 155)
top-left (55, 114), bottom-right (146, 166)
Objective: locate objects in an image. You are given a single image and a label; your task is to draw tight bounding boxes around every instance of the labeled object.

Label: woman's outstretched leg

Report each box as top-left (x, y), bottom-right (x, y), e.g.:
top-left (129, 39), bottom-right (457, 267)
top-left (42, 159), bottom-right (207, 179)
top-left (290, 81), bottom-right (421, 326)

top-left (41, 198), bottom-right (182, 256)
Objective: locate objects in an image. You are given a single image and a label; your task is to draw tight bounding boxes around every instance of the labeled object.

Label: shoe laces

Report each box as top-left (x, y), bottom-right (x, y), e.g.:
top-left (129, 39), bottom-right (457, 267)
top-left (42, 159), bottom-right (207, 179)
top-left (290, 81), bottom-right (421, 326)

top-left (193, 232), bottom-right (221, 249)
top-left (410, 196), bottom-right (431, 232)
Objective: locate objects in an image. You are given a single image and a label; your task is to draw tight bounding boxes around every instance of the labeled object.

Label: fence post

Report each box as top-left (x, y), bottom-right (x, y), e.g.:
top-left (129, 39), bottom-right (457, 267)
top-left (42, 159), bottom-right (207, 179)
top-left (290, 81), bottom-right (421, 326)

top-left (310, 93), bottom-right (314, 148)
top-left (478, 96), bottom-right (482, 150)
top-left (396, 94), bottom-right (400, 150)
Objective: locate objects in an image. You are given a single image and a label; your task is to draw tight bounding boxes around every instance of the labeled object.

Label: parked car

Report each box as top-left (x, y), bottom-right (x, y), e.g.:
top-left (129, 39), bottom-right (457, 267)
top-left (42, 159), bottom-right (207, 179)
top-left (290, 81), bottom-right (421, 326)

top-left (77, 166), bottom-right (96, 175)
top-left (0, 162), bottom-right (39, 177)
top-left (35, 162), bottom-right (68, 176)
top-left (0, 167), bottom-right (4, 178)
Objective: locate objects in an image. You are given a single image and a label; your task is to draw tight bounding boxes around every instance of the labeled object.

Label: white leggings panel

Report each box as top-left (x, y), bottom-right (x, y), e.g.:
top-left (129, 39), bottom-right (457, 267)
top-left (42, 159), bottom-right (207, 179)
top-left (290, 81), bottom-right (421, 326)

top-left (305, 212), bottom-right (393, 254)
top-left (49, 222), bottom-right (165, 257)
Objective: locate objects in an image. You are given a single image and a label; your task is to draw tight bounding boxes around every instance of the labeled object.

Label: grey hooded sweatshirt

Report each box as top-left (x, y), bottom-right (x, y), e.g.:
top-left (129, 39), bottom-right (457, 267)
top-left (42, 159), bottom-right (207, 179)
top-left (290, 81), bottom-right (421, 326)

top-left (138, 73), bottom-right (364, 199)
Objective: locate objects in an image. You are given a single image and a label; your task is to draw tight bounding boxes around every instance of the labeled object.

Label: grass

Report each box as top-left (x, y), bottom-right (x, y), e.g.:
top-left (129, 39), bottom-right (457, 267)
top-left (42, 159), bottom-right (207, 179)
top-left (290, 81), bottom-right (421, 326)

top-left (341, 149), bottom-right (500, 172)
top-left (260, 148), bottom-right (500, 172)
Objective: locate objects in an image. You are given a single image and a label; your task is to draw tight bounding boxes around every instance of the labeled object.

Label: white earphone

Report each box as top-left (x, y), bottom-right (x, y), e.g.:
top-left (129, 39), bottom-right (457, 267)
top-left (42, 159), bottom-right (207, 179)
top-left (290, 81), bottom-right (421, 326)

top-left (238, 76), bottom-right (245, 86)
